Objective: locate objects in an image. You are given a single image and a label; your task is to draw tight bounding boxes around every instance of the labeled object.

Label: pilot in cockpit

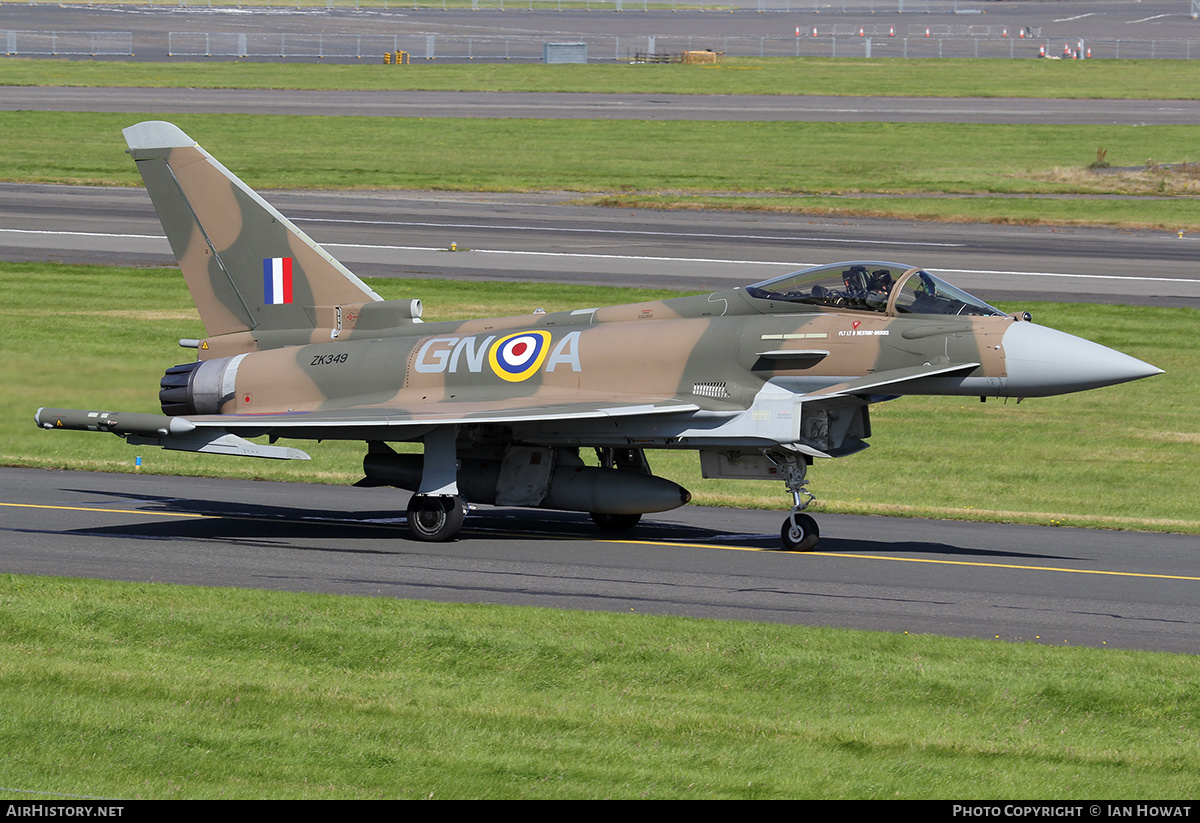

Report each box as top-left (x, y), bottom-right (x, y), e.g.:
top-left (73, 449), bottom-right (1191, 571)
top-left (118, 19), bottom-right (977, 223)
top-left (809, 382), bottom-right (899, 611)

top-left (842, 265), bottom-right (869, 301)
top-left (865, 268), bottom-right (894, 309)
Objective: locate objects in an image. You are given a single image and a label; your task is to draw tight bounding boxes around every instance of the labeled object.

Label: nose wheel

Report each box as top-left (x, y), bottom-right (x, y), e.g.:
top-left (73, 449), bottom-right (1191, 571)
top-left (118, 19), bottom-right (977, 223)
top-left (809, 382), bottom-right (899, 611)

top-left (765, 450), bottom-right (820, 552)
top-left (781, 512), bottom-right (820, 552)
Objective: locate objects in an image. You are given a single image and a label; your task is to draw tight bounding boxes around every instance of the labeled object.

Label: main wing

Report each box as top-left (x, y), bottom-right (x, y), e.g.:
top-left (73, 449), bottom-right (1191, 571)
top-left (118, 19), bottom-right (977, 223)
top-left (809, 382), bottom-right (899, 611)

top-left (35, 393), bottom-right (701, 460)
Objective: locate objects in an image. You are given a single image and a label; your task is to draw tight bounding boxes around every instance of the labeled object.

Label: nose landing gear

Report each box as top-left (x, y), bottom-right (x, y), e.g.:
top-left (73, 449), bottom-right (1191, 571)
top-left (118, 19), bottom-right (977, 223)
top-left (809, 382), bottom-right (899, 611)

top-left (782, 511), bottom-right (820, 552)
top-left (767, 451), bottom-right (819, 552)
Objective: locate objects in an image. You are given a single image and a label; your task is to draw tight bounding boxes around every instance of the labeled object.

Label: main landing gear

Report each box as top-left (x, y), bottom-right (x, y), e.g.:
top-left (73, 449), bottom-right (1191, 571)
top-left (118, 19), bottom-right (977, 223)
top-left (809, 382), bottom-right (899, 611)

top-left (590, 511), bottom-right (642, 532)
top-left (406, 494), bottom-right (467, 542)
top-left (407, 495), bottom-right (644, 540)
top-left (769, 452), bottom-right (819, 552)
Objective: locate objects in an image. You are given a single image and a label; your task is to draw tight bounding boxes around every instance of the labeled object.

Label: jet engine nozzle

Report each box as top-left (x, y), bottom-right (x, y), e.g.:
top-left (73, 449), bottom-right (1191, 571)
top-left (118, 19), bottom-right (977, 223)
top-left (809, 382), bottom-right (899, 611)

top-left (159, 356), bottom-right (242, 416)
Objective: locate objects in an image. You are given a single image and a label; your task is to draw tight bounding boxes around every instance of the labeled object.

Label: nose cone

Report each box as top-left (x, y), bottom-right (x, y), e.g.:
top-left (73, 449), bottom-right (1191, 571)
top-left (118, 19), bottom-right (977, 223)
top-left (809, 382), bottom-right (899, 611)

top-left (1002, 322), bottom-right (1163, 397)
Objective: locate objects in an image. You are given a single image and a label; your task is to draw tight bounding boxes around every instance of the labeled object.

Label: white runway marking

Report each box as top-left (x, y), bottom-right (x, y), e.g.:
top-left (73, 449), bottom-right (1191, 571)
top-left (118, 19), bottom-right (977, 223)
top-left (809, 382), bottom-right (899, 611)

top-left (5, 228), bottom-right (1198, 290)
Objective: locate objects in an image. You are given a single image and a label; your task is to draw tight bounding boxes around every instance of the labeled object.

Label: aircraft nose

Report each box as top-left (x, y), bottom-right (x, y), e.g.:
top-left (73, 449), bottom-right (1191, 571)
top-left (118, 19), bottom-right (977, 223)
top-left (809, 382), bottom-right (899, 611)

top-left (1001, 321), bottom-right (1163, 397)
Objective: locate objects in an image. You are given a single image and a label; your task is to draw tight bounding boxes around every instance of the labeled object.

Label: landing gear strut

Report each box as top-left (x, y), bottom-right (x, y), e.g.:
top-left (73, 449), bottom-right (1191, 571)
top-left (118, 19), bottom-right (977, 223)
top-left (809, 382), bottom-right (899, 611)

top-left (407, 494), bottom-right (466, 542)
top-left (767, 451), bottom-right (819, 552)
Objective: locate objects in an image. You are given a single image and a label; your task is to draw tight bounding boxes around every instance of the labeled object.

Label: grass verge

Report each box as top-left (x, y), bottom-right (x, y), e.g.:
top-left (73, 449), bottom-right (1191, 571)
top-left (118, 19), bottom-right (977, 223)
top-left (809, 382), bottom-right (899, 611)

top-left (8, 59), bottom-right (1200, 227)
top-left (4, 262), bottom-right (1195, 533)
top-left (7, 57), bottom-right (1200, 100)
top-left (4, 111), bottom-right (1200, 229)
top-left (1, 575), bottom-right (1197, 799)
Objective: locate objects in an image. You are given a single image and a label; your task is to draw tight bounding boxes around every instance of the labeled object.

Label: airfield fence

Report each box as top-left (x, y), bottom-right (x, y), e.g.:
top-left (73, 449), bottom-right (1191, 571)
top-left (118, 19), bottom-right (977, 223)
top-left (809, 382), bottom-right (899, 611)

top-left (6, 29), bottom-right (1200, 61)
top-left (3, 30), bottom-right (133, 56)
top-left (0, 0), bottom-right (1033, 10)
top-left (4, 0), bottom-right (1200, 12)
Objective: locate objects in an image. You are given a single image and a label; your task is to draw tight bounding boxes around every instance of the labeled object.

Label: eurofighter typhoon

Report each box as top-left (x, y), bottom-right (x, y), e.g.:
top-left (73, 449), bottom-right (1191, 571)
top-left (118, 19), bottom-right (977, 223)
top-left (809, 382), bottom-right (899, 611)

top-left (36, 122), bottom-right (1163, 550)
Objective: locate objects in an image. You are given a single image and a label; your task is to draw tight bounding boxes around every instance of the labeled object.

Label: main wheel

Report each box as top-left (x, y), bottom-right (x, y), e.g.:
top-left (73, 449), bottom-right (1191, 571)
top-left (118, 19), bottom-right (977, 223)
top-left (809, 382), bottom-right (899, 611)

top-left (407, 494), bottom-right (466, 542)
top-left (590, 511), bottom-right (642, 532)
top-left (780, 513), bottom-right (820, 552)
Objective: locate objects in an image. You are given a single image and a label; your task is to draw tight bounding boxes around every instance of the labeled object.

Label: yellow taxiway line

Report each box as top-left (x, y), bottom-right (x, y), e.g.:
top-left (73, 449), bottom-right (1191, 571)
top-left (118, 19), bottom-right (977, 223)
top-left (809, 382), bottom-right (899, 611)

top-left (4, 501), bottom-right (1198, 583)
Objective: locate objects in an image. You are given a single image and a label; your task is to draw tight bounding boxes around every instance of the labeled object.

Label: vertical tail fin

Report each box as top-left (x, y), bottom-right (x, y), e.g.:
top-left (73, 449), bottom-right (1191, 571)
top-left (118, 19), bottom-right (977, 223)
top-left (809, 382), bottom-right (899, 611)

top-left (123, 121), bottom-right (382, 342)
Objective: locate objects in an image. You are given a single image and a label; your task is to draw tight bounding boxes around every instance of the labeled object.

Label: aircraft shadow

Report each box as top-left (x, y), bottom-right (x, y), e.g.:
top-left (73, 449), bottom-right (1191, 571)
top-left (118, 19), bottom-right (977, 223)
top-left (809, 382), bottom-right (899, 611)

top-left (61, 486), bottom-right (1075, 563)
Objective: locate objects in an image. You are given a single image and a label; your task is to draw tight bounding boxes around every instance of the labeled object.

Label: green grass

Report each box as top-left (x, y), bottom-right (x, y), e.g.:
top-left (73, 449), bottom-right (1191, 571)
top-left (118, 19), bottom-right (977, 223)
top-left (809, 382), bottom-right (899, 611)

top-left (2, 110), bottom-right (1194, 194)
top-left (4, 262), bottom-right (1195, 533)
top-left (3, 111), bottom-right (1200, 228)
top-left (8, 58), bottom-right (1200, 227)
top-left (1, 575), bottom-right (1197, 799)
top-left (8, 57), bottom-right (1200, 100)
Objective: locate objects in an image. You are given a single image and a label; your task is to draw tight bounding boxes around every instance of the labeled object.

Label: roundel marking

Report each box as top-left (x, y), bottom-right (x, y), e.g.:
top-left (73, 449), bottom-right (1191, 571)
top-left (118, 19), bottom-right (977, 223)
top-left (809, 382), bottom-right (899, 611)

top-left (488, 330), bottom-right (552, 382)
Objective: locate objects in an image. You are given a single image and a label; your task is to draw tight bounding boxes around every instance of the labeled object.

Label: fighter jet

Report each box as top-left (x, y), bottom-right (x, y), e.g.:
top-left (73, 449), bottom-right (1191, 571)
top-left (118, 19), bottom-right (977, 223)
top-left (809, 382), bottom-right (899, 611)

top-left (36, 122), bottom-right (1163, 550)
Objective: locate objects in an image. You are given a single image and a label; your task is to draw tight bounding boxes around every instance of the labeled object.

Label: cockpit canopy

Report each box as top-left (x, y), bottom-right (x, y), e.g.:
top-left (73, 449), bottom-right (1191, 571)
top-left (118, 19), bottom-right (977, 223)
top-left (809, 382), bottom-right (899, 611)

top-left (745, 261), bottom-right (1005, 318)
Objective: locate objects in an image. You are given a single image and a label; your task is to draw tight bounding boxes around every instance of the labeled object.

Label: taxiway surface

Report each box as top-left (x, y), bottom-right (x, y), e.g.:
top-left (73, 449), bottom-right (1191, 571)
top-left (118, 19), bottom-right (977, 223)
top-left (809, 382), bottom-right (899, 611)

top-left (4, 1), bottom-right (1196, 651)
top-left (4, 183), bottom-right (1197, 307)
top-left (3, 468), bottom-right (1198, 653)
